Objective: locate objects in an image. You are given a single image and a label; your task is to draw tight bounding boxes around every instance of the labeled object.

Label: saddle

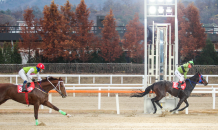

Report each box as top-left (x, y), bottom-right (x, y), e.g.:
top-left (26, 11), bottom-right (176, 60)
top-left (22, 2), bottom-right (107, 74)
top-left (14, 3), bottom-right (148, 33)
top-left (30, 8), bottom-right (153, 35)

top-left (17, 82), bottom-right (35, 93)
top-left (172, 81), bottom-right (186, 90)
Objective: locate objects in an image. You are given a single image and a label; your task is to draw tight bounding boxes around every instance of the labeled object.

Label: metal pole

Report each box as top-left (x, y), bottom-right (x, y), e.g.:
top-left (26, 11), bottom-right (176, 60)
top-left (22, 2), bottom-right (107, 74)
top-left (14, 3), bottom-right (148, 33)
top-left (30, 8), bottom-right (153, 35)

top-left (175, 0), bottom-right (179, 68)
top-left (144, 0), bottom-right (148, 88)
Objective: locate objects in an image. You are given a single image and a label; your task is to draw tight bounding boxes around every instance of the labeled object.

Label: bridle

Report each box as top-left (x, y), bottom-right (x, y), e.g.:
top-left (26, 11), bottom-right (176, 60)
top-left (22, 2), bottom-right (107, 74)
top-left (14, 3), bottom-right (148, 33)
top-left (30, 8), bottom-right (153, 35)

top-left (47, 76), bottom-right (66, 97)
top-left (188, 73), bottom-right (205, 88)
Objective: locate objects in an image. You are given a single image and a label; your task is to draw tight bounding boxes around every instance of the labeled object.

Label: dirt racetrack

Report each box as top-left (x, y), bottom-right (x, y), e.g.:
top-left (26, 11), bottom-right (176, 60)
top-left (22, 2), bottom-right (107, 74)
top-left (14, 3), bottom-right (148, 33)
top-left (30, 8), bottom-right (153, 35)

top-left (0, 96), bottom-right (218, 130)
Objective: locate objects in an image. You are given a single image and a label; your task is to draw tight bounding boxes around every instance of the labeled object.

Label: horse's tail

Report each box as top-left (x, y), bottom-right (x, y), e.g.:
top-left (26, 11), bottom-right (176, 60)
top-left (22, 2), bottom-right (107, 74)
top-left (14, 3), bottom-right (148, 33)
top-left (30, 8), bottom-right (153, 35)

top-left (130, 84), bottom-right (154, 97)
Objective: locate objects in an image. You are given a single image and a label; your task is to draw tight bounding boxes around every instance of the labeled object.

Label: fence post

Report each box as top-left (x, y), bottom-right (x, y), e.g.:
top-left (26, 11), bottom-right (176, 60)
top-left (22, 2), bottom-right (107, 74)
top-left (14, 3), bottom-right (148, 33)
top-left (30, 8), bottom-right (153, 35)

top-left (212, 87), bottom-right (215, 109)
top-left (49, 93), bottom-right (52, 113)
top-left (185, 99), bottom-right (188, 114)
top-left (116, 93), bottom-right (120, 114)
top-left (73, 85), bottom-right (75, 97)
top-left (98, 88), bottom-right (101, 109)
top-left (16, 75), bottom-right (18, 85)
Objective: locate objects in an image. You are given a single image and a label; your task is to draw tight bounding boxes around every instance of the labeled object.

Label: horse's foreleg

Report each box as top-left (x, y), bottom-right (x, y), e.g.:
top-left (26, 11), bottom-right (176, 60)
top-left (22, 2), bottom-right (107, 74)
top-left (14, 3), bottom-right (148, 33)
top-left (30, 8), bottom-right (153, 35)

top-left (34, 103), bottom-right (40, 126)
top-left (178, 99), bottom-right (189, 111)
top-left (170, 97), bottom-right (186, 112)
top-left (43, 101), bottom-right (71, 117)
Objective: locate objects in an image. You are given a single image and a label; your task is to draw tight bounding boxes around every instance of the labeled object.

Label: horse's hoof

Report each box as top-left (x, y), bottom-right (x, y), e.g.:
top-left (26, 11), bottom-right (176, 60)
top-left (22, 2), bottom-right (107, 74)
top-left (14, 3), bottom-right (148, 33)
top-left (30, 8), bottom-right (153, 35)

top-left (67, 114), bottom-right (71, 117)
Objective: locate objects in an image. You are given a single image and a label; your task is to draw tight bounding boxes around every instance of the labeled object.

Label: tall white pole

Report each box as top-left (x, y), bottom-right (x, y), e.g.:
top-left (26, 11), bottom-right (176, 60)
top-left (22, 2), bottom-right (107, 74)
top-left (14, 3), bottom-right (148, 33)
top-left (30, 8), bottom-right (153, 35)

top-left (144, 0), bottom-right (147, 88)
top-left (175, 0), bottom-right (179, 69)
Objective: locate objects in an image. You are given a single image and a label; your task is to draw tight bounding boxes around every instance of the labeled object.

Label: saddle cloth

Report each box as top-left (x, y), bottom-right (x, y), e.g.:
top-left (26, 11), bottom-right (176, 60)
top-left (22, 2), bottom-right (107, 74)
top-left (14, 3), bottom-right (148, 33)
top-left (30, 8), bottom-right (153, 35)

top-left (172, 81), bottom-right (186, 90)
top-left (17, 82), bottom-right (35, 93)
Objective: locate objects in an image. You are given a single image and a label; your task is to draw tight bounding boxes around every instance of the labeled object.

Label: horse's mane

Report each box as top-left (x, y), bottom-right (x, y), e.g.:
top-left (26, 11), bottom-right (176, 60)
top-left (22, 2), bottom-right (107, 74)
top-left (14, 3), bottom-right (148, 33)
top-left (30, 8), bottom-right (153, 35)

top-left (41, 77), bottom-right (58, 82)
top-left (189, 72), bottom-right (200, 81)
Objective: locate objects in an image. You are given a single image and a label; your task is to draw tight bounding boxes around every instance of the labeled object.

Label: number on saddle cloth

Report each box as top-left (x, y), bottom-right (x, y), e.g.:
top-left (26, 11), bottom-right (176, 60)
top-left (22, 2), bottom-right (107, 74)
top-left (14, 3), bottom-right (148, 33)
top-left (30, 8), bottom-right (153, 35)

top-left (17, 82), bottom-right (35, 93)
top-left (172, 81), bottom-right (186, 90)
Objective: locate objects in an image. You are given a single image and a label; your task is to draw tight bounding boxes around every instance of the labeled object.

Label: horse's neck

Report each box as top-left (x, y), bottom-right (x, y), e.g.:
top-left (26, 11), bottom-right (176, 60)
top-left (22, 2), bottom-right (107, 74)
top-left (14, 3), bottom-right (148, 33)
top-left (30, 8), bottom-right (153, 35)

top-left (41, 81), bottom-right (55, 92)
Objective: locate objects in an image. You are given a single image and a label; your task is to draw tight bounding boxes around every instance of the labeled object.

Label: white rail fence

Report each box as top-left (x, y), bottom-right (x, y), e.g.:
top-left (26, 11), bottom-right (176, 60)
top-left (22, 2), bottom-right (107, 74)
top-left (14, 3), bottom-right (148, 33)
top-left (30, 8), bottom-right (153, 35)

top-left (0, 74), bottom-right (218, 114)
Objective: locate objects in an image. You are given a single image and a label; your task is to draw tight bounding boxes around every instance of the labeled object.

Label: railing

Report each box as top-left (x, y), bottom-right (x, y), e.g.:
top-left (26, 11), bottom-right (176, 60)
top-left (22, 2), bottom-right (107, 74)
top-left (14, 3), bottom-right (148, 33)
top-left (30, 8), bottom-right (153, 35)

top-left (0, 74), bottom-right (217, 114)
top-left (0, 26), bottom-right (127, 34)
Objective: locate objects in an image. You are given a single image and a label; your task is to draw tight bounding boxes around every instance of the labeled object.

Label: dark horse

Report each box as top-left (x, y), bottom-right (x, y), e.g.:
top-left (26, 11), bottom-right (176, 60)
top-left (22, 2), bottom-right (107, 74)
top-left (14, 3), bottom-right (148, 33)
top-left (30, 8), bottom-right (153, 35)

top-left (0, 76), bottom-right (71, 125)
top-left (131, 72), bottom-right (208, 114)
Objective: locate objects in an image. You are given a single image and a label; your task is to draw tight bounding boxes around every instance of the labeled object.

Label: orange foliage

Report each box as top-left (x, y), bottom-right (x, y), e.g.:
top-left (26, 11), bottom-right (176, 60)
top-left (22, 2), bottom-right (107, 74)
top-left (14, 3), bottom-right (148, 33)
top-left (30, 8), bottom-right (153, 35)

top-left (99, 9), bottom-right (122, 62)
top-left (19, 7), bottom-right (39, 61)
top-left (123, 13), bottom-right (144, 63)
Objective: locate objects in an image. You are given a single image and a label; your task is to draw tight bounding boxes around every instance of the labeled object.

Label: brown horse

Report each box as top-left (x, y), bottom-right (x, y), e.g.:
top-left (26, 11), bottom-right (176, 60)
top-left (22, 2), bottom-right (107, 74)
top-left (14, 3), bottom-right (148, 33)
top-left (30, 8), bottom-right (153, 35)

top-left (0, 76), bottom-right (71, 125)
top-left (131, 72), bottom-right (208, 114)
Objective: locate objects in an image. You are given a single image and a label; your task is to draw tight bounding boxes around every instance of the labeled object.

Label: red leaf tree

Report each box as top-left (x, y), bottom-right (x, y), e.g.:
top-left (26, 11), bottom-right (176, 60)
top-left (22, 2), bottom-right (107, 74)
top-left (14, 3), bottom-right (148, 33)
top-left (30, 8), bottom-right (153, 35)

top-left (99, 9), bottom-right (122, 63)
top-left (19, 7), bottom-right (39, 63)
top-left (75, 0), bottom-right (96, 63)
top-left (60, 0), bottom-right (78, 62)
top-left (166, 2), bottom-right (207, 62)
top-left (123, 13), bottom-right (144, 63)
top-left (40, 0), bottom-right (68, 61)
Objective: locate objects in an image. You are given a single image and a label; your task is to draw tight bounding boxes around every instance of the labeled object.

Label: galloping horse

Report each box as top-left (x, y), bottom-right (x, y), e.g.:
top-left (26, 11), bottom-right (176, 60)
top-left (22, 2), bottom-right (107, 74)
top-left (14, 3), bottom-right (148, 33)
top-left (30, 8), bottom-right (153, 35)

top-left (131, 72), bottom-right (208, 114)
top-left (0, 76), bottom-right (71, 125)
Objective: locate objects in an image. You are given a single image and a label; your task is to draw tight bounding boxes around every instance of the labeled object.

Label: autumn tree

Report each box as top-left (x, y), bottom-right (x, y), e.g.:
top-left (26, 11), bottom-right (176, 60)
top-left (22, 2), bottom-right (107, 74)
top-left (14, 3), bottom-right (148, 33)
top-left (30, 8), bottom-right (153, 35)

top-left (185, 2), bottom-right (206, 57)
top-left (165, 2), bottom-right (207, 62)
top-left (123, 13), bottom-right (144, 63)
top-left (99, 9), bottom-right (122, 63)
top-left (60, 0), bottom-right (78, 62)
top-left (40, 0), bottom-right (67, 61)
top-left (19, 7), bottom-right (39, 63)
top-left (75, 0), bottom-right (96, 63)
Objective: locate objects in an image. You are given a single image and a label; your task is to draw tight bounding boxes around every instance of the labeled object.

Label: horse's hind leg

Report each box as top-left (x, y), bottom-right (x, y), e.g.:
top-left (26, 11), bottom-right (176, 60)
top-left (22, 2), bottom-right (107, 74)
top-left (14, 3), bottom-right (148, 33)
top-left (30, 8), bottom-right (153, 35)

top-left (178, 99), bottom-right (189, 111)
top-left (43, 101), bottom-right (71, 117)
top-left (151, 96), bottom-right (164, 114)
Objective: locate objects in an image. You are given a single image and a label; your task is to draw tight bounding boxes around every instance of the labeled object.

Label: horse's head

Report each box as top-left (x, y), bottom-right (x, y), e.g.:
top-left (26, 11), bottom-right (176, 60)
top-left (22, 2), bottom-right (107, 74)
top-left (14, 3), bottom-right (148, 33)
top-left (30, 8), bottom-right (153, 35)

top-left (46, 77), bottom-right (67, 98)
top-left (196, 72), bottom-right (208, 86)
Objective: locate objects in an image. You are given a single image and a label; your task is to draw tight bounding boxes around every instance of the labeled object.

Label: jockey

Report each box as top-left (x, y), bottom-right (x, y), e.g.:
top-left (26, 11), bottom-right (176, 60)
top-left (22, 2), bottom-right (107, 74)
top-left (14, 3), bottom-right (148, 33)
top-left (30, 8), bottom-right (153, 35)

top-left (18, 63), bottom-right (45, 92)
top-left (175, 61), bottom-right (194, 90)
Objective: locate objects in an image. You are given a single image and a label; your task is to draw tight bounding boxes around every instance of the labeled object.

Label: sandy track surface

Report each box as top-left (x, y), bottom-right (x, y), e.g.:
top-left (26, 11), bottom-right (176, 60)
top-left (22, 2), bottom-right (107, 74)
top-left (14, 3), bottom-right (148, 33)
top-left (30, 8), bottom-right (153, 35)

top-left (0, 96), bottom-right (218, 130)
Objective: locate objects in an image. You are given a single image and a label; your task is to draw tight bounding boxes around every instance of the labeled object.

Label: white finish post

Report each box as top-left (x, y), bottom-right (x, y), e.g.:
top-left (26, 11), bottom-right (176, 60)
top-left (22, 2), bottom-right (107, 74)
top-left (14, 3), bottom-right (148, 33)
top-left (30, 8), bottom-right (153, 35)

top-left (156, 28), bottom-right (160, 81)
top-left (98, 88), bottom-right (101, 109)
top-left (115, 93), bottom-right (120, 114)
top-left (121, 76), bottom-right (123, 84)
top-left (144, 0), bottom-right (148, 88)
top-left (164, 27), bottom-right (168, 80)
top-left (175, 0), bottom-right (179, 69)
top-left (49, 93), bottom-right (52, 113)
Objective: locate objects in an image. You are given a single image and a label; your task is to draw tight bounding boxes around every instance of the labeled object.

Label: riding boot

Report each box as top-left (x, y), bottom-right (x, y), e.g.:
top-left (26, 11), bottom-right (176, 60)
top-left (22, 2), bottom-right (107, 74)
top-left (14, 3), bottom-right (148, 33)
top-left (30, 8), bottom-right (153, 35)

top-left (22, 82), bottom-right (28, 92)
top-left (177, 82), bottom-right (182, 89)
top-left (177, 82), bottom-right (182, 97)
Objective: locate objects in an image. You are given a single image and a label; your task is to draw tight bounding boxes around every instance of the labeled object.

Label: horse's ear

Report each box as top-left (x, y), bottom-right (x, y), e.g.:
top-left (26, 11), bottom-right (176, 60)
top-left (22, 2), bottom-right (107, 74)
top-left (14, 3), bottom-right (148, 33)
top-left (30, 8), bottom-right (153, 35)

top-left (59, 77), bottom-right (62, 80)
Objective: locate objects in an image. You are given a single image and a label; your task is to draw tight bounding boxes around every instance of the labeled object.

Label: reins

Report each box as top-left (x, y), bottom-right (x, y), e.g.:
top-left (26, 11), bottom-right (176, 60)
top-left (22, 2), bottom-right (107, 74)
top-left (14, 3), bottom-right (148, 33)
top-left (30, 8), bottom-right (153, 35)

top-left (46, 77), bottom-right (65, 96)
top-left (35, 77), bottom-right (65, 96)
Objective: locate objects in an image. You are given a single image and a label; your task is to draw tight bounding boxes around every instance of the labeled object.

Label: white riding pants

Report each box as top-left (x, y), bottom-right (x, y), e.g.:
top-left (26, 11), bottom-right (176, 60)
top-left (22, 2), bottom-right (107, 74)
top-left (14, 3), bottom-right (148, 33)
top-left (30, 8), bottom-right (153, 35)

top-left (18, 69), bottom-right (32, 82)
top-left (175, 70), bottom-right (184, 82)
